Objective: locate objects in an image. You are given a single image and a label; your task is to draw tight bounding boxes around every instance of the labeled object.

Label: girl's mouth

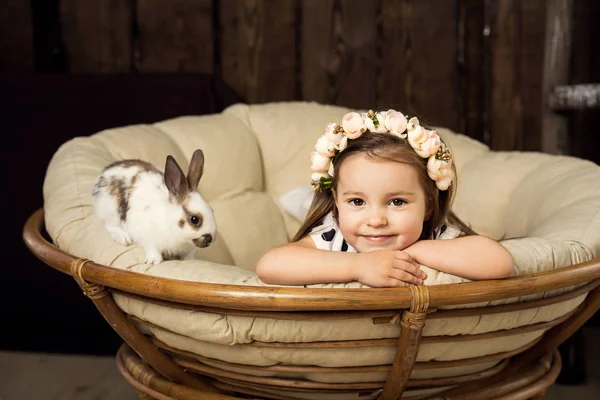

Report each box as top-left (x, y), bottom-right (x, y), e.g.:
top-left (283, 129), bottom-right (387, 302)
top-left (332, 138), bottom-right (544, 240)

top-left (362, 235), bottom-right (394, 243)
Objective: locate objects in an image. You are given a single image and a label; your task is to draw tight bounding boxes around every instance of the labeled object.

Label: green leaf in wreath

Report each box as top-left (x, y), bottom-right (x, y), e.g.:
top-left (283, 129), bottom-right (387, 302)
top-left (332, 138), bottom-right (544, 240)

top-left (318, 176), bottom-right (333, 190)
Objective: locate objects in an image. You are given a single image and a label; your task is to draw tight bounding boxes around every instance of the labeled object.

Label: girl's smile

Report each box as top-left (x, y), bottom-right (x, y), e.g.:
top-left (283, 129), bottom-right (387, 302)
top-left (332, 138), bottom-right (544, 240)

top-left (360, 235), bottom-right (397, 247)
top-left (362, 235), bottom-right (394, 242)
top-left (334, 154), bottom-right (428, 253)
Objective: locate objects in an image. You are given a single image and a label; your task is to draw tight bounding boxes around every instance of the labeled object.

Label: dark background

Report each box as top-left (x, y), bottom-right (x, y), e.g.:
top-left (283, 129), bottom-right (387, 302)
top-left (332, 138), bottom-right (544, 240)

top-left (2, 0), bottom-right (599, 356)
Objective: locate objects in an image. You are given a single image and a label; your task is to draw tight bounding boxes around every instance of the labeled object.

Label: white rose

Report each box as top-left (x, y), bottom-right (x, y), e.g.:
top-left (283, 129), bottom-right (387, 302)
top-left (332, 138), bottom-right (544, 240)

top-left (325, 123), bottom-right (343, 145)
top-left (385, 111), bottom-right (408, 137)
top-left (311, 151), bottom-right (331, 172)
top-left (311, 171), bottom-right (329, 183)
top-left (427, 157), bottom-right (453, 179)
top-left (407, 117), bottom-right (420, 131)
top-left (315, 134), bottom-right (336, 157)
top-left (328, 161), bottom-right (335, 177)
top-left (363, 112), bottom-right (388, 133)
top-left (364, 115), bottom-right (375, 131)
top-left (408, 125), bottom-right (428, 144)
top-left (337, 136), bottom-right (349, 151)
top-left (410, 131), bottom-right (441, 157)
top-left (341, 112), bottom-right (366, 139)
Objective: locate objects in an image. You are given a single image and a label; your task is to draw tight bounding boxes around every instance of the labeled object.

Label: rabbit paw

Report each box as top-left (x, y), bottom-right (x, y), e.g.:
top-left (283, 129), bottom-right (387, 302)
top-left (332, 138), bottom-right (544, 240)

top-left (144, 249), bottom-right (163, 265)
top-left (106, 226), bottom-right (133, 246)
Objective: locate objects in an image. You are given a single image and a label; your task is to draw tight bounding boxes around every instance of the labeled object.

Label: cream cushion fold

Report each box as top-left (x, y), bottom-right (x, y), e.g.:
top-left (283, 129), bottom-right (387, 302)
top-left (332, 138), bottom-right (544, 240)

top-left (43, 102), bottom-right (600, 388)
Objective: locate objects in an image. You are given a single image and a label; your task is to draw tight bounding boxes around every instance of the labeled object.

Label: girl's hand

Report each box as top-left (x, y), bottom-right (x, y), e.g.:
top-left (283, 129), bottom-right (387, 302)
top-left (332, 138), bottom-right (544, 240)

top-left (354, 251), bottom-right (427, 288)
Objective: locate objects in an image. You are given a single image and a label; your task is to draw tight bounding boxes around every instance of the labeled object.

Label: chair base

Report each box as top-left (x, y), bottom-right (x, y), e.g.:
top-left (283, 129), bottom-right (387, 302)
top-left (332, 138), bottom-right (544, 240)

top-left (116, 343), bottom-right (562, 400)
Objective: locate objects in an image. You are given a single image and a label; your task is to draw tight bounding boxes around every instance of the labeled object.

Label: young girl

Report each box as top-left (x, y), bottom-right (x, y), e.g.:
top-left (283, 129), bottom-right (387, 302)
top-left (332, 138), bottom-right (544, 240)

top-left (256, 109), bottom-right (514, 287)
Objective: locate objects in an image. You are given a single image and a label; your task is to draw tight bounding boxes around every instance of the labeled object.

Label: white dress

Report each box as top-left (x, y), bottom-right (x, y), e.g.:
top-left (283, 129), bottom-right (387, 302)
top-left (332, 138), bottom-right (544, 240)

top-left (309, 212), bottom-right (462, 252)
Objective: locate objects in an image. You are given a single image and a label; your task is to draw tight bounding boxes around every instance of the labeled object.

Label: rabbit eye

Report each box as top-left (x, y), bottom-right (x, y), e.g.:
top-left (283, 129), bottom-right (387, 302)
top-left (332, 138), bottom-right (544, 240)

top-left (188, 215), bottom-right (202, 226)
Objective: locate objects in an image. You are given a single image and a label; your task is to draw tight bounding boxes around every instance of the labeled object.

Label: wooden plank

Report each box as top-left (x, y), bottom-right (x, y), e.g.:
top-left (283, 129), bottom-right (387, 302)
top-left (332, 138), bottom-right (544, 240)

top-left (541, 0), bottom-right (572, 154)
top-left (489, 0), bottom-right (519, 151)
top-left (379, 0), bottom-right (459, 130)
top-left (568, 0), bottom-right (600, 165)
top-left (301, 0), bottom-right (378, 109)
top-left (0, 0), bottom-right (34, 71)
top-left (219, 0), bottom-right (296, 103)
top-left (378, 0), bottom-right (410, 111)
top-left (409, 0), bottom-right (459, 130)
top-left (482, 0), bottom-right (494, 146)
top-left (335, 0), bottom-right (377, 109)
top-left (489, 0), bottom-right (547, 151)
top-left (458, 0), bottom-right (485, 142)
top-left (520, 0), bottom-right (548, 152)
top-left (135, 0), bottom-right (213, 73)
top-left (300, 0), bottom-right (337, 104)
top-left (60, 0), bottom-right (133, 73)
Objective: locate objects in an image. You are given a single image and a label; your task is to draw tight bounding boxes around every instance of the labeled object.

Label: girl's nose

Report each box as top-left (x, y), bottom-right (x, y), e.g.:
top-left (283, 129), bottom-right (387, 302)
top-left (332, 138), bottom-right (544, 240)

top-left (367, 211), bottom-right (387, 227)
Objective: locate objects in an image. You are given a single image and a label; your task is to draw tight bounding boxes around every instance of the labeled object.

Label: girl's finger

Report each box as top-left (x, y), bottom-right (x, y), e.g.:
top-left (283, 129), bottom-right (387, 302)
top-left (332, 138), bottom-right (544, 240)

top-left (394, 253), bottom-right (427, 280)
top-left (393, 251), bottom-right (412, 261)
top-left (413, 261), bottom-right (427, 279)
top-left (392, 259), bottom-right (423, 278)
top-left (403, 258), bottom-right (427, 280)
top-left (390, 268), bottom-right (423, 285)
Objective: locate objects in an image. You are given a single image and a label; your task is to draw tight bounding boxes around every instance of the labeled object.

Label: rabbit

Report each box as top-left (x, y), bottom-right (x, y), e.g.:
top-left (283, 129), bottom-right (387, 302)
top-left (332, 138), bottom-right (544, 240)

top-left (91, 149), bottom-right (217, 264)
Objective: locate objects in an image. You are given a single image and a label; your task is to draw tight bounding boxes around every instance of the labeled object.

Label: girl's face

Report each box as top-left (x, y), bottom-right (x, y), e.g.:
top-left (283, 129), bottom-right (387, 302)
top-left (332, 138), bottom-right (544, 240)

top-left (334, 154), bottom-right (428, 253)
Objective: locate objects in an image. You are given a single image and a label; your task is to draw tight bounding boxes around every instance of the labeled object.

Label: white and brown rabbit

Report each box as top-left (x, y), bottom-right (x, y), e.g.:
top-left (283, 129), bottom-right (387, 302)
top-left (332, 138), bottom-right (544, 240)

top-left (91, 149), bottom-right (216, 264)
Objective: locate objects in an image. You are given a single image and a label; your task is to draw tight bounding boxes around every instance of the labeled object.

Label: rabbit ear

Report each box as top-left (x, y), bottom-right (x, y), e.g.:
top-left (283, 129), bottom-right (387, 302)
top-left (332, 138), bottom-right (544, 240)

top-left (187, 149), bottom-right (205, 191)
top-left (164, 155), bottom-right (189, 200)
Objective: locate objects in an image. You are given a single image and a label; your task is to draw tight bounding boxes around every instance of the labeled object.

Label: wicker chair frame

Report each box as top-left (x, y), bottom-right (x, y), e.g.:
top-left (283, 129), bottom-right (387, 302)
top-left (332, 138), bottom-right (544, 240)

top-left (23, 208), bottom-right (600, 400)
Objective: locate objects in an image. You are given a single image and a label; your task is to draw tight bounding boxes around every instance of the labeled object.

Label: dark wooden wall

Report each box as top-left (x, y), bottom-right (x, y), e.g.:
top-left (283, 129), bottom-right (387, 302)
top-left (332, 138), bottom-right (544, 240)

top-left (2, 0), bottom-right (598, 156)
top-left (1, 0), bottom-right (598, 356)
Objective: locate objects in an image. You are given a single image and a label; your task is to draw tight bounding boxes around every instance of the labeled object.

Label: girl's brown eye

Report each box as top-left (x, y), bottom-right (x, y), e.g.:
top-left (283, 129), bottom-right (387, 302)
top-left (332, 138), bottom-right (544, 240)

top-left (350, 199), bottom-right (364, 206)
top-left (189, 215), bottom-right (201, 226)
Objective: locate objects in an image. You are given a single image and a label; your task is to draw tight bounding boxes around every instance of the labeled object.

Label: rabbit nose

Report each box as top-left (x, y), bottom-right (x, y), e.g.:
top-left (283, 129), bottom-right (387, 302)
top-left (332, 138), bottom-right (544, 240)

top-left (194, 234), bottom-right (213, 248)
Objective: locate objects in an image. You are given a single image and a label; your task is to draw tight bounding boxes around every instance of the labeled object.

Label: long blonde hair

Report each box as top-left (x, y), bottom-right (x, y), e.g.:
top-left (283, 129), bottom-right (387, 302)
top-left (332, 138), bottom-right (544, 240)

top-left (291, 132), bottom-right (475, 242)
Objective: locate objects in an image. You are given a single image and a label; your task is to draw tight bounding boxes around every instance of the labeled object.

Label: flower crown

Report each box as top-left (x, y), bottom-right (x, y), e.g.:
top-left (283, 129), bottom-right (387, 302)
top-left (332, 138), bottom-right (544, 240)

top-left (310, 109), bottom-right (454, 191)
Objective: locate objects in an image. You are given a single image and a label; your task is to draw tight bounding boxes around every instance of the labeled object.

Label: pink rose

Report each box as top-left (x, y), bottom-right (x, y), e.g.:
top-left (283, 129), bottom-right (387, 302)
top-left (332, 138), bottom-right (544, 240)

top-left (315, 134), bottom-right (336, 157)
top-left (385, 111), bottom-right (408, 137)
top-left (325, 123), bottom-right (343, 145)
top-left (435, 177), bottom-right (453, 191)
top-left (410, 130), bottom-right (441, 157)
top-left (341, 112), bottom-right (366, 139)
top-left (311, 151), bottom-right (331, 172)
top-left (427, 157), bottom-right (454, 190)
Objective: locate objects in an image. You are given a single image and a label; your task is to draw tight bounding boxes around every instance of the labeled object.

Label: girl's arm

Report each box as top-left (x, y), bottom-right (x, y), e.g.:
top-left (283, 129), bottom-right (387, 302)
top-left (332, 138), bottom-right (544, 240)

top-left (256, 236), bottom-right (426, 286)
top-left (256, 236), bottom-right (357, 285)
top-left (403, 235), bottom-right (514, 280)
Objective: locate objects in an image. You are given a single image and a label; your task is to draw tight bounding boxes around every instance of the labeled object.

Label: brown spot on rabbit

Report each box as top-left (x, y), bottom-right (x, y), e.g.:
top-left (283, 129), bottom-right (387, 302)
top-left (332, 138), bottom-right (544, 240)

top-left (131, 173), bottom-right (139, 187)
top-left (91, 176), bottom-right (106, 197)
top-left (106, 178), bottom-right (129, 222)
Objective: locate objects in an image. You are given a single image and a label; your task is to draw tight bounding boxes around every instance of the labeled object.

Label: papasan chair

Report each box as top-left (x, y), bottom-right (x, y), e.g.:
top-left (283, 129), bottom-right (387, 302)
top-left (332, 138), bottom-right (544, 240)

top-left (23, 102), bottom-right (600, 400)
